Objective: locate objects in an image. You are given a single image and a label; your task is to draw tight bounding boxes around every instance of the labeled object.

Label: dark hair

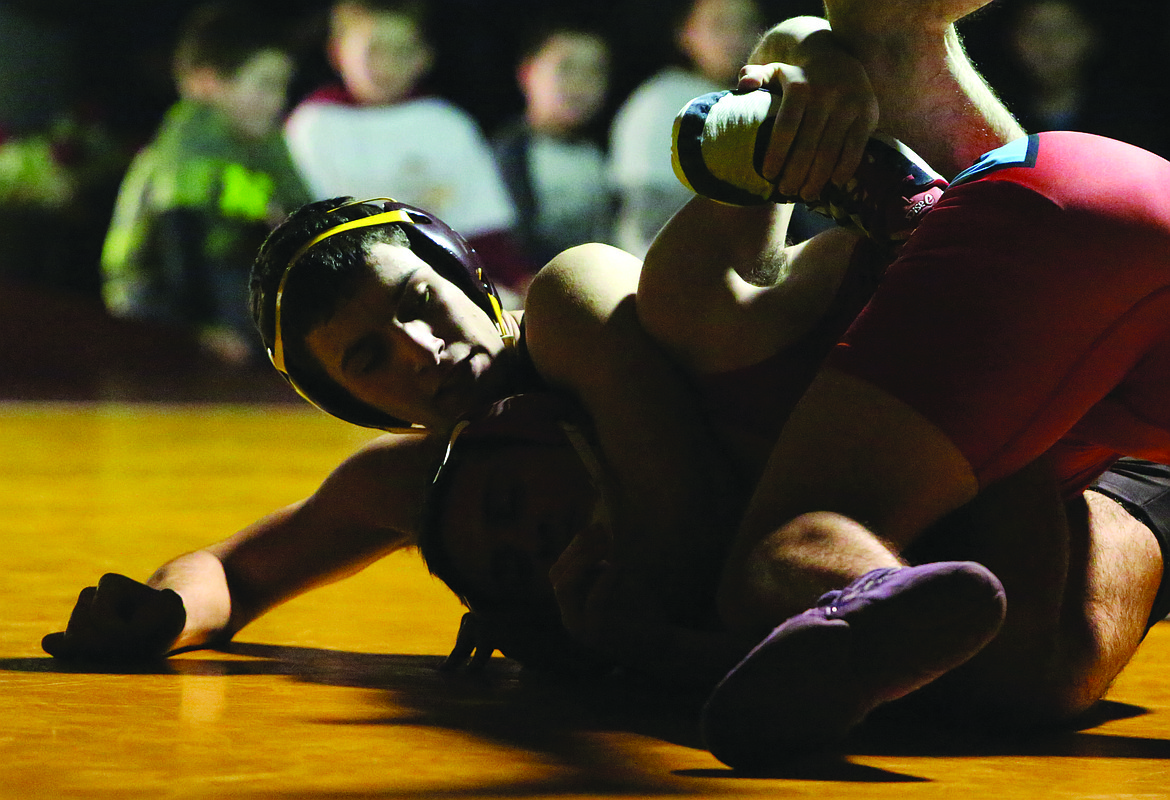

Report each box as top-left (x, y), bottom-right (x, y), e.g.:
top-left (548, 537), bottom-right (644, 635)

top-left (514, 13), bottom-right (610, 67)
top-left (173, 2), bottom-right (291, 79)
top-left (250, 197), bottom-right (503, 429)
top-left (332, 0), bottom-right (434, 44)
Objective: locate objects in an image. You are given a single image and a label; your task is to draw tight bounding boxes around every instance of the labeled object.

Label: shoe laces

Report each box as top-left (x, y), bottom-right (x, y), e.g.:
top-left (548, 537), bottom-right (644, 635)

top-left (814, 567), bottom-right (904, 612)
top-left (793, 139), bottom-right (947, 243)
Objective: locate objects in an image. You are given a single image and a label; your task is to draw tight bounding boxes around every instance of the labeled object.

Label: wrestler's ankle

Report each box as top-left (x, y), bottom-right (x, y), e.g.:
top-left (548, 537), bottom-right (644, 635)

top-left (717, 513), bottom-right (901, 632)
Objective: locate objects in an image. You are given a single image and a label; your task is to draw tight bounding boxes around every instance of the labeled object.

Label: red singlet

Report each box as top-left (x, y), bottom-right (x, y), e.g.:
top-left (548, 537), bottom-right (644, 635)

top-left (829, 132), bottom-right (1170, 496)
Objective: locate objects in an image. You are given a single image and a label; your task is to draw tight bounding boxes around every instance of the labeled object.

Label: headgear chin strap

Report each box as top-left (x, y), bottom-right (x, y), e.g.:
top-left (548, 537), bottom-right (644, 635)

top-left (266, 197), bottom-right (513, 431)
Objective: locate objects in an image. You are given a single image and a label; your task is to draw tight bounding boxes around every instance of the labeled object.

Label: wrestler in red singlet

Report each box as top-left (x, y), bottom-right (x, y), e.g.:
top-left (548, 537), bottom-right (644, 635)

top-left (829, 131), bottom-right (1170, 497)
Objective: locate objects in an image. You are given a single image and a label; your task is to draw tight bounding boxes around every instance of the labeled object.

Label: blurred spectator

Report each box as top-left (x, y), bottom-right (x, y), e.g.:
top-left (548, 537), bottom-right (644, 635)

top-left (492, 19), bottom-right (616, 268)
top-left (608, 0), bottom-right (764, 258)
top-left (999, 0), bottom-right (1166, 156)
top-left (101, 1), bottom-right (310, 368)
top-left (284, 0), bottom-right (534, 302)
top-left (0, 4), bottom-right (127, 298)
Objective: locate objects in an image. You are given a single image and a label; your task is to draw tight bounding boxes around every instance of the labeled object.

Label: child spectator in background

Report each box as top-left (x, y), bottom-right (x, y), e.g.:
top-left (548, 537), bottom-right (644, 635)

top-left (0, 5), bottom-right (127, 299)
top-left (285, 0), bottom-right (533, 302)
top-left (607, 0), bottom-right (764, 258)
top-left (101, 1), bottom-right (310, 367)
top-left (492, 20), bottom-right (616, 268)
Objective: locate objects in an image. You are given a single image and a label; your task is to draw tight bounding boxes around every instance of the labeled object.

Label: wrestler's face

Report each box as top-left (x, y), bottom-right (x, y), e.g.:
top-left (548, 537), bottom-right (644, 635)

top-left (305, 243), bottom-right (513, 429)
top-left (439, 441), bottom-right (604, 610)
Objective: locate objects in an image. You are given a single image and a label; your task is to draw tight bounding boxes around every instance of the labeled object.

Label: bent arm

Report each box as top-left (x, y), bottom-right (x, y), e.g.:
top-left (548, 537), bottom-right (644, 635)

top-left (525, 244), bottom-right (744, 622)
top-left (638, 197), bottom-right (860, 376)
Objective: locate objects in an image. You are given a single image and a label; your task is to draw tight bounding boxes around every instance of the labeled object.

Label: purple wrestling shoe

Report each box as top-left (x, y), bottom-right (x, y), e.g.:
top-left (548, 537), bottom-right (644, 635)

top-left (672, 88), bottom-right (948, 244)
top-left (701, 561), bottom-right (1006, 770)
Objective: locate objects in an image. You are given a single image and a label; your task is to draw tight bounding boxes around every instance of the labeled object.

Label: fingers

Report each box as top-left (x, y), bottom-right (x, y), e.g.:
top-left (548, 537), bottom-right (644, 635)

top-left (467, 637), bottom-right (496, 671)
top-left (98, 572), bottom-right (160, 608)
top-left (441, 612), bottom-right (481, 671)
top-left (132, 588), bottom-right (186, 655)
top-left (771, 87), bottom-right (869, 200)
top-left (756, 64), bottom-right (807, 187)
top-left (737, 53), bottom-right (878, 201)
top-left (40, 631), bottom-right (69, 658)
top-left (737, 63), bottom-right (773, 92)
top-left (44, 574), bottom-right (185, 662)
top-left (90, 574), bottom-right (138, 626)
top-left (789, 112), bottom-right (860, 199)
top-left (832, 116), bottom-right (874, 188)
top-left (48, 584), bottom-right (102, 659)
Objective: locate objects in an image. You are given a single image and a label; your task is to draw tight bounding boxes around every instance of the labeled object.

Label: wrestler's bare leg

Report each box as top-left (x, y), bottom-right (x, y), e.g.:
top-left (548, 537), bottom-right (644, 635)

top-left (905, 458), bottom-right (1163, 726)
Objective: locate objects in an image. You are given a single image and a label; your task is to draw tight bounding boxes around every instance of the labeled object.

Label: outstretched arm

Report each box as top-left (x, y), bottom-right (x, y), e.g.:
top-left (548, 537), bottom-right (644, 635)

top-left (43, 432), bottom-right (445, 661)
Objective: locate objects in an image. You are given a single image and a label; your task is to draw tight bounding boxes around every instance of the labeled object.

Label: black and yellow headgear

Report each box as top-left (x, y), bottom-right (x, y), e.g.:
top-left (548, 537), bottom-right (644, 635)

top-left (261, 198), bottom-right (511, 431)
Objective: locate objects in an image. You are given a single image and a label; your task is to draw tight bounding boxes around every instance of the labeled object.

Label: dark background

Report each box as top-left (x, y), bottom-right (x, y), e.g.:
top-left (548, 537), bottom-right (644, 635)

top-left (0, 0), bottom-right (1166, 399)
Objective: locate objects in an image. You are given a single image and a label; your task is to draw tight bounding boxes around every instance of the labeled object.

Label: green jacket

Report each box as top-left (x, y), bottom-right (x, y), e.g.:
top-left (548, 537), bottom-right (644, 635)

top-left (102, 99), bottom-right (309, 346)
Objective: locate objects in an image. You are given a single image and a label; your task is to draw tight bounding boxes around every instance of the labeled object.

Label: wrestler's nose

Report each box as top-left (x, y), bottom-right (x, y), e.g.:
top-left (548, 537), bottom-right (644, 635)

top-left (393, 320), bottom-right (442, 372)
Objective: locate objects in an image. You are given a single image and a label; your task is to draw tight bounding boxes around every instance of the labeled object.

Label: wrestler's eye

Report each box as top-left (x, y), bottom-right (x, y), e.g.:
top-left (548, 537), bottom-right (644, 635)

top-left (402, 282), bottom-right (431, 321)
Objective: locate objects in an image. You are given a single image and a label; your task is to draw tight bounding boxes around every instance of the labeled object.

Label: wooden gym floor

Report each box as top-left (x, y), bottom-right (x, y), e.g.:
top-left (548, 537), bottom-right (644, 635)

top-left (5, 402), bottom-right (1170, 800)
top-left (3, 289), bottom-right (1170, 799)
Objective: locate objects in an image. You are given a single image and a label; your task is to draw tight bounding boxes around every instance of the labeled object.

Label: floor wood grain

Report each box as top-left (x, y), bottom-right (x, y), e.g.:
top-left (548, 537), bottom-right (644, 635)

top-left (4, 403), bottom-right (1170, 799)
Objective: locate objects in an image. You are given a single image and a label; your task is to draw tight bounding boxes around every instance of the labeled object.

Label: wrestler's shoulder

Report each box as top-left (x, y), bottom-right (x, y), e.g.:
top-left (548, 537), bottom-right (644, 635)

top-left (953, 131), bottom-right (1169, 188)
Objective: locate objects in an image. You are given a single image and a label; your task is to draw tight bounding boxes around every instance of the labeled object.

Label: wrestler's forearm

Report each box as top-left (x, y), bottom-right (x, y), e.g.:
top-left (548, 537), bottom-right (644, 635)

top-left (528, 246), bottom-right (747, 619)
top-left (823, 7), bottom-right (1023, 177)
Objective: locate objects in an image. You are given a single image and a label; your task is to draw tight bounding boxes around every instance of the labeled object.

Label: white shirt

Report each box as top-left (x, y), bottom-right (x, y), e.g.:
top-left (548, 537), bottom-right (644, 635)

top-left (528, 133), bottom-right (612, 254)
top-left (608, 68), bottom-right (722, 256)
top-left (286, 95), bottom-right (516, 237)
